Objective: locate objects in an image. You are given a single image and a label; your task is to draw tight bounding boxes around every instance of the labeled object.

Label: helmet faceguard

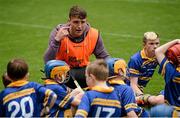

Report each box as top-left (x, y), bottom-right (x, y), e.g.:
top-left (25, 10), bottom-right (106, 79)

top-left (106, 58), bottom-right (128, 79)
top-left (44, 60), bottom-right (70, 84)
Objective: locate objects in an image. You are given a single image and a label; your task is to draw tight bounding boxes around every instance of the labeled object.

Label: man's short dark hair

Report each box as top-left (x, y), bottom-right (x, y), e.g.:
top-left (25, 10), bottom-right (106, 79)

top-left (7, 59), bottom-right (28, 80)
top-left (69, 5), bottom-right (87, 19)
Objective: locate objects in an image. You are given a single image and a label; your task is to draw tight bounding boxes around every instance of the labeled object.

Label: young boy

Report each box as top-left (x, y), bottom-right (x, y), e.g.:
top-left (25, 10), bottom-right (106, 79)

top-left (75, 59), bottom-right (123, 117)
top-left (43, 60), bottom-right (84, 117)
top-left (0, 58), bottom-right (57, 117)
top-left (106, 58), bottom-right (148, 117)
top-left (154, 39), bottom-right (180, 117)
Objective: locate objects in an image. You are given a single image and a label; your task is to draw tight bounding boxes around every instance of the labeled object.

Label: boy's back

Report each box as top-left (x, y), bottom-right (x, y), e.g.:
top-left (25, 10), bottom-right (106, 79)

top-left (44, 79), bottom-right (73, 117)
top-left (0, 80), bottom-right (55, 117)
top-left (75, 86), bottom-right (121, 117)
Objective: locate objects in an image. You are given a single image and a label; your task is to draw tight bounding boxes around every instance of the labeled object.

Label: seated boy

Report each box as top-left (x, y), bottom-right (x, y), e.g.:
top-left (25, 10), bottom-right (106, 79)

top-left (153, 39), bottom-right (180, 117)
top-left (43, 60), bottom-right (84, 117)
top-left (106, 58), bottom-right (149, 117)
top-left (75, 59), bottom-right (124, 117)
top-left (0, 58), bottom-right (57, 117)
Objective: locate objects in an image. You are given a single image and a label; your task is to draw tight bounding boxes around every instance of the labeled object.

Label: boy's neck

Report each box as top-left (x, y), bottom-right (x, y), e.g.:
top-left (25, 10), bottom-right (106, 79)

top-left (95, 81), bottom-right (108, 88)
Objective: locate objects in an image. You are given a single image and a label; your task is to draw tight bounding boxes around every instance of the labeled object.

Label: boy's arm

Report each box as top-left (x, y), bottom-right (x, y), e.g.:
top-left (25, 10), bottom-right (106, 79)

top-left (40, 88), bottom-right (57, 116)
top-left (155, 39), bottom-right (180, 64)
top-left (127, 111), bottom-right (138, 117)
top-left (130, 76), bottom-right (143, 96)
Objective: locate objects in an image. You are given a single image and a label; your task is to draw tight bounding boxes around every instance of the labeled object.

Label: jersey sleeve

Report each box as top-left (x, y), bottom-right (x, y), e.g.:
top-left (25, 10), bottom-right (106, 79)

top-left (36, 84), bottom-right (57, 107)
top-left (121, 86), bottom-right (137, 113)
top-left (158, 57), bottom-right (175, 83)
top-left (75, 93), bottom-right (90, 117)
top-left (128, 58), bottom-right (141, 77)
top-left (55, 87), bottom-right (74, 109)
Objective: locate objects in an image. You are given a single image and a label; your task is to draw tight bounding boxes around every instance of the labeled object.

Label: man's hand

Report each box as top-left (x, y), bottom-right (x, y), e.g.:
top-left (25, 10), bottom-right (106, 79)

top-left (55, 26), bottom-right (70, 42)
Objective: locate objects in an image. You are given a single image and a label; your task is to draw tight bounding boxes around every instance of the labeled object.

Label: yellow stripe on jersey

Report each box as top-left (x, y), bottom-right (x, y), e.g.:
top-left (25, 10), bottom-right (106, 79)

top-left (91, 98), bottom-right (121, 108)
top-left (43, 89), bottom-right (52, 106)
top-left (176, 67), bottom-right (180, 72)
top-left (3, 88), bottom-right (35, 104)
top-left (59, 93), bottom-right (71, 108)
top-left (129, 68), bottom-right (140, 75)
top-left (161, 60), bottom-right (169, 76)
top-left (139, 77), bottom-right (151, 81)
top-left (173, 77), bottom-right (180, 84)
top-left (76, 109), bottom-right (88, 117)
top-left (44, 79), bottom-right (58, 85)
top-left (124, 103), bottom-right (137, 110)
top-left (108, 79), bottom-right (125, 85)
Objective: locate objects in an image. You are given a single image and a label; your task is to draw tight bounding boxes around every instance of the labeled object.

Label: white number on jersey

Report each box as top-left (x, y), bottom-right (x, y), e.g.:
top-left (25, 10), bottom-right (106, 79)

top-left (95, 107), bottom-right (115, 117)
top-left (8, 96), bottom-right (34, 117)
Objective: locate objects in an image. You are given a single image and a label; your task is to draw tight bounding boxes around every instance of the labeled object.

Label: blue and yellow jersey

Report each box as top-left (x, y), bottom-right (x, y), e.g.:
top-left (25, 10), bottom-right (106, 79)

top-left (75, 86), bottom-right (121, 117)
top-left (0, 80), bottom-right (56, 117)
top-left (159, 57), bottom-right (180, 108)
top-left (44, 79), bottom-right (73, 117)
top-left (108, 79), bottom-right (149, 117)
top-left (128, 49), bottom-right (158, 90)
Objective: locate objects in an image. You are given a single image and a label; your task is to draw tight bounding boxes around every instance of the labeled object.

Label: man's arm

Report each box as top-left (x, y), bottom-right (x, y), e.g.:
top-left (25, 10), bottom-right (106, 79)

top-left (155, 39), bottom-right (180, 64)
top-left (93, 34), bottom-right (110, 59)
top-left (130, 76), bottom-right (143, 96)
top-left (43, 24), bottom-right (70, 63)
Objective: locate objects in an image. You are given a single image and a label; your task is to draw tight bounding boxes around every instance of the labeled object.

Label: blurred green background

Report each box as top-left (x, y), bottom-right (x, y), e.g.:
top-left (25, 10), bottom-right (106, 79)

top-left (0, 0), bottom-right (180, 94)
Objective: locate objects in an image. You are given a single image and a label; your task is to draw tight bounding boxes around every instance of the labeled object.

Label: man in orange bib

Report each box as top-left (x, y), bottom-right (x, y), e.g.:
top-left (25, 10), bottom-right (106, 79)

top-left (44, 5), bottom-right (110, 88)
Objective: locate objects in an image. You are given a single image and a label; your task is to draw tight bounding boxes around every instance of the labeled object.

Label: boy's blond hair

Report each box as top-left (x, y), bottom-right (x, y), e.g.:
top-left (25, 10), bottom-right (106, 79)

top-left (86, 59), bottom-right (109, 81)
top-left (143, 32), bottom-right (159, 43)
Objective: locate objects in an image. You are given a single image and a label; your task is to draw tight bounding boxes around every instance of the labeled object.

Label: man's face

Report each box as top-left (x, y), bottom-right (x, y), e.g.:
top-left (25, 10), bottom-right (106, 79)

top-left (69, 16), bottom-right (87, 38)
top-left (144, 39), bottom-right (160, 57)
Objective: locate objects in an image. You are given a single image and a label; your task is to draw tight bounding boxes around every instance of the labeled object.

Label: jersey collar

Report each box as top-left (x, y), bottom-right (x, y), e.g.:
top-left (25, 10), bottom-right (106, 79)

top-left (90, 86), bottom-right (114, 93)
top-left (44, 79), bottom-right (58, 85)
top-left (108, 79), bottom-right (125, 85)
top-left (141, 49), bottom-right (156, 61)
top-left (7, 80), bottom-right (29, 87)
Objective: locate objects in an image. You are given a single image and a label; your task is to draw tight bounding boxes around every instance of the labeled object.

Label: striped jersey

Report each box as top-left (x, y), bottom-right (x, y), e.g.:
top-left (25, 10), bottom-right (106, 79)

top-left (44, 79), bottom-right (74, 117)
top-left (75, 86), bottom-right (121, 117)
top-left (159, 57), bottom-right (180, 108)
top-left (0, 80), bottom-right (56, 117)
top-left (128, 49), bottom-right (158, 90)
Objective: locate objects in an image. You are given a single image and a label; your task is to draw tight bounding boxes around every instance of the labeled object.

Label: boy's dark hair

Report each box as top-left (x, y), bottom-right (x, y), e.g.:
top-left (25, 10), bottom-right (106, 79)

top-left (2, 73), bottom-right (11, 87)
top-left (69, 5), bottom-right (87, 19)
top-left (7, 59), bottom-right (28, 81)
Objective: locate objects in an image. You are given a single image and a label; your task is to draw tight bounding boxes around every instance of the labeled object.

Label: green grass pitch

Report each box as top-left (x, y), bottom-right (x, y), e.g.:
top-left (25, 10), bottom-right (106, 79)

top-left (0, 0), bottom-right (180, 94)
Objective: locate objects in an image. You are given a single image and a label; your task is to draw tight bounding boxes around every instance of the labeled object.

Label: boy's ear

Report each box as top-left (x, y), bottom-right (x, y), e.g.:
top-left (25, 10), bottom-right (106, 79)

top-left (89, 74), bottom-right (95, 80)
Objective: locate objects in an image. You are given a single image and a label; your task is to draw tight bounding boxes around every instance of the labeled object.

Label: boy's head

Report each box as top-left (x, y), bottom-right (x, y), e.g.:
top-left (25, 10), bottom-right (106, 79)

top-left (85, 59), bottom-right (109, 87)
top-left (166, 43), bottom-right (180, 65)
top-left (143, 32), bottom-right (160, 57)
top-left (106, 58), bottom-right (127, 77)
top-left (2, 72), bottom-right (12, 87)
top-left (7, 59), bottom-right (28, 81)
top-left (44, 60), bottom-right (70, 84)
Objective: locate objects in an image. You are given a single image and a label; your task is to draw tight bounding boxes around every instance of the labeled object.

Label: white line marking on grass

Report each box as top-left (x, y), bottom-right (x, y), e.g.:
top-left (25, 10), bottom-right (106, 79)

top-left (0, 21), bottom-right (51, 29)
top-left (0, 20), bottom-right (141, 38)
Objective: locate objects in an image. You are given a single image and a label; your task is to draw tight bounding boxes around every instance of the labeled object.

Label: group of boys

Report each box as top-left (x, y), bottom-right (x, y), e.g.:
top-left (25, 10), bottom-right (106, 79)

top-left (0, 5), bottom-right (180, 117)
